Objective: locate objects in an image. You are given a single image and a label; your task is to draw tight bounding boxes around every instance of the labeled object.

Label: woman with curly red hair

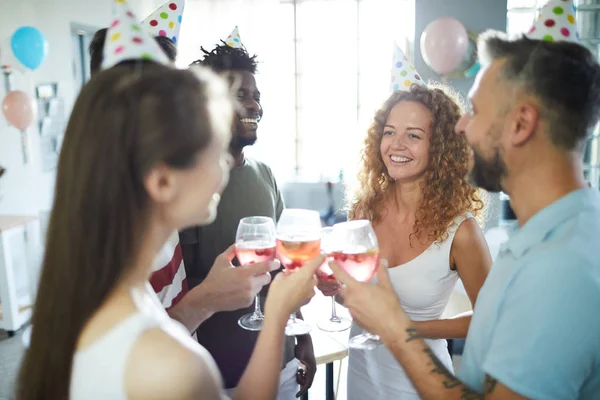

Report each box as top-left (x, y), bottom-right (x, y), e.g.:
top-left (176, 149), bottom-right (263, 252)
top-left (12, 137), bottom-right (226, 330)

top-left (345, 83), bottom-right (492, 399)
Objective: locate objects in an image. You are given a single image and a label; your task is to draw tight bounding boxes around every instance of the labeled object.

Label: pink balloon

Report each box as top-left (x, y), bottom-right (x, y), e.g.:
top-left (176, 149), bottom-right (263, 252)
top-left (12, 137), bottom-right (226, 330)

top-left (2, 90), bottom-right (34, 131)
top-left (420, 18), bottom-right (469, 75)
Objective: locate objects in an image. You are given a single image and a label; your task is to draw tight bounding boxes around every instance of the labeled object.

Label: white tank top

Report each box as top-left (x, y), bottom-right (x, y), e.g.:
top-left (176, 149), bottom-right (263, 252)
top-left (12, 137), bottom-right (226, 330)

top-left (69, 286), bottom-right (195, 400)
top-left (347, 213), bottom-right (472, 400)
top-left (389, 213), bottom-right (472, 322)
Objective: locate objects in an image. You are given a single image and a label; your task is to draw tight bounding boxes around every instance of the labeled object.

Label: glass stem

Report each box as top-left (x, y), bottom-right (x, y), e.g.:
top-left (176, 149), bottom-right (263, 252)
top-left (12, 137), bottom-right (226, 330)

top-left (253, 294), bottom-right (264, 319)
top-left (364, 332), bottom-right (380, 340)
top-left (289, 313), bottom-right (297, 323)
top-left (330, 296), bottom-right (340, 322)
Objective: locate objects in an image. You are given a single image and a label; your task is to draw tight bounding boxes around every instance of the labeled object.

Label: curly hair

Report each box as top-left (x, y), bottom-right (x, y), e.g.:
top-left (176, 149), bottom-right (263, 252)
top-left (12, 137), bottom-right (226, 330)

top-left (349, 83), bottom-right (484, 245)
top-left (190, 41), bottom-right (258, 74)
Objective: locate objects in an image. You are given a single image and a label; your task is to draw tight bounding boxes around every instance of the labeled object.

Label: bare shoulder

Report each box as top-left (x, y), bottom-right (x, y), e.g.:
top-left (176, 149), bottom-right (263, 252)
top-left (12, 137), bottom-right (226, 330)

top-left (453, 217), bottom-right (487, 251)
top-left (451, 216), bottom-right (492, 275)
top-left (125, 326), bottom-right (224, 400)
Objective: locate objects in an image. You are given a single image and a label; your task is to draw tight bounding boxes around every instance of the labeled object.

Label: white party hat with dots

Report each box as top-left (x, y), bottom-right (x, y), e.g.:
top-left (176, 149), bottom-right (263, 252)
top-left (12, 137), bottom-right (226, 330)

top-left (141, 0), bottom-right (186, 45)
top-left (525, 0), bottom-right (578, 42)
top-left (391, 42), bottom-right (424, 91)
top-left (225, 26), bottom-right (244, 49)
top-left (102, 0), bottom-right (170, 70)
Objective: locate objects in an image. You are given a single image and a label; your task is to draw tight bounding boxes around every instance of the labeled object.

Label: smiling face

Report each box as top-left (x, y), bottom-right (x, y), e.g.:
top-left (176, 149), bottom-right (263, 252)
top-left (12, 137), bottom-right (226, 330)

top-left (230, 70), bottom-right (262, 150)
top-left (380, 100), bottom-right (432, 182)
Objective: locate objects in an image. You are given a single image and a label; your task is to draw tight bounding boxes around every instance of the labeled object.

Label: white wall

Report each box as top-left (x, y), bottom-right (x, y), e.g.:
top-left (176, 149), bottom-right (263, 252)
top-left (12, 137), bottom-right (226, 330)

top-left (0, 0), bottom-right (162, 216)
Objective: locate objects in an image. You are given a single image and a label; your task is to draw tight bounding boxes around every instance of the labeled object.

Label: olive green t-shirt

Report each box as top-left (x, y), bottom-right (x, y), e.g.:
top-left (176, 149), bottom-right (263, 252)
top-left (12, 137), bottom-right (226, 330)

top-left (180, 157), bottom-right (293, 389)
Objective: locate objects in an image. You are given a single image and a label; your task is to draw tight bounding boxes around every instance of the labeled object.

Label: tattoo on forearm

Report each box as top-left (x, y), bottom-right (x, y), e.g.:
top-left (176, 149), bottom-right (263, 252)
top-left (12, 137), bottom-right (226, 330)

top-left (484, 375), bottom-right (498, 394)
top-left (405, 327), bottom-right (421, 342)
top-left (460, 387), bottom-right (484, 400)
top-left (422, 347), bottom-right (485, 399)
top-left (423, 348), bottom-right (462, 389)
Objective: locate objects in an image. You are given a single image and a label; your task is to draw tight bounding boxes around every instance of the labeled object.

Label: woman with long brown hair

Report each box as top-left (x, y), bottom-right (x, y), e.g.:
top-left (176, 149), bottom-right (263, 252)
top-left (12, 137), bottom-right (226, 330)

top-left (345, 83), bottom-right (492, 399)
top-left (15, 54), bottom-right (319, 400)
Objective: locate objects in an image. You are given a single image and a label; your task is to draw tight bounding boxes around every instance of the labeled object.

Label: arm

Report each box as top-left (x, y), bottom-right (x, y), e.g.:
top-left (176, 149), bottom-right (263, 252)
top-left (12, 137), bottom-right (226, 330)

top-left (166, 285), bottom-right (218, 332)
top-left (413, 219), bottom-right (491, 339)
top-left (329, 261), bottom-right (525, 399)
top-left (331, 252), bottom-right (600, 400)
top-left (412, 315), bottom-right (472, 340)
top-left (234, 255), bottom-right (322, 400)
top-left (234, 313), bottom-right (288, 400)
top-left (169, 245), bottom-right (277, 333)
top-left (383, 324), bottom-right (525, 399)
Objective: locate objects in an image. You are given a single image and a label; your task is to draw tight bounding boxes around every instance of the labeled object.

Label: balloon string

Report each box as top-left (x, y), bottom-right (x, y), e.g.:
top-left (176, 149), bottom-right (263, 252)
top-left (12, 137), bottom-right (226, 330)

top-left (20, 130), bottom-right (28, 164)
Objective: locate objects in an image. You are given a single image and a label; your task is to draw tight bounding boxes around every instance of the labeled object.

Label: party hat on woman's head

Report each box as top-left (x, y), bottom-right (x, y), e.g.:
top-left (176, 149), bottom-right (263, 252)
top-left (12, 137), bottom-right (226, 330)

top-left (390, 42), bottom-right (424, 91)
top-left (141, 0), bottom-right (186, 44)
top-left (225, 26), bottom-right (244, 49)
top-left (102, 0), bottom-right (170, 70)
top-left (525, 0), bottom-right (578, 43)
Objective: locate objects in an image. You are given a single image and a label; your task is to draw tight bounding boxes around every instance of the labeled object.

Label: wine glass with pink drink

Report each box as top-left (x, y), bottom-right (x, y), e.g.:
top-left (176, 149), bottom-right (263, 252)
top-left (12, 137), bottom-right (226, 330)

top-left (235, 216), bottom-right (277, 331)
top-left (276, 209), bottom-right (322, 336)
top-left (331, 219), bottom-right (381, 350)
top-left (316, 227), bottom-right (352, 332)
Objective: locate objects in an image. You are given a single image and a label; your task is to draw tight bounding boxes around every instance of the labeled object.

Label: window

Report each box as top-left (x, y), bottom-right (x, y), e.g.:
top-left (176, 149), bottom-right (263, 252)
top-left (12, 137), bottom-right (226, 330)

top-left (244, 0), bottom-right (415, 183)
top-left (506, 0), bottom-right (550, 37)
top-left (70, 23), bottom-right (99, 91)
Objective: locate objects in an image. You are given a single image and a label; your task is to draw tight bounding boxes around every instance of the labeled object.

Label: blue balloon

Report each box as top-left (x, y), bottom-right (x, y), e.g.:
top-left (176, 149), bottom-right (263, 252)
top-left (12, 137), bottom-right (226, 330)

top-left (11, 26), bottom-right (48, 70)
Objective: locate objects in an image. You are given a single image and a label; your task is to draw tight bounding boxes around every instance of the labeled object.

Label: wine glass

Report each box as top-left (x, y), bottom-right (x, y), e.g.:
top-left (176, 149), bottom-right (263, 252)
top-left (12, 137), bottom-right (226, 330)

top-left (331, 219), bottom-right (381, 350)
top-left (317, 227), bottom-right (352, 332)
top-left (276, 209), bottom-right (322, 336)
top-left (235, 216), bottom-right (277, 331)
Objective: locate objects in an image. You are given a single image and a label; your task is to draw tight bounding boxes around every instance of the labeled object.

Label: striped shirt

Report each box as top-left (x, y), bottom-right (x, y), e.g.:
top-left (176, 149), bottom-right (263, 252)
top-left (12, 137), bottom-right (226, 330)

top-left (150, 231), bottom-right (188, 311)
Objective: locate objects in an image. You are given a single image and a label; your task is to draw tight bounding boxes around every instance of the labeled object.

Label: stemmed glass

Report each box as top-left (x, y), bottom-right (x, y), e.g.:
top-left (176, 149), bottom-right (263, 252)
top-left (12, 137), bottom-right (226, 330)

top-left (317, 227), bottom-right (352, 332)
top-left (276, 209), bottom-right (322, 336)
top-left (235, 216), bottom-right (277, 331)
top-left (331, 220), bottom-right (382, 349)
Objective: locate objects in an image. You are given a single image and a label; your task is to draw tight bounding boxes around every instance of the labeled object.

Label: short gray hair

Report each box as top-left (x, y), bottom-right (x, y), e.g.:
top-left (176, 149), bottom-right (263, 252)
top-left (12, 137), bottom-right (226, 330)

top-left (477, 29), bottom-right (600, 151)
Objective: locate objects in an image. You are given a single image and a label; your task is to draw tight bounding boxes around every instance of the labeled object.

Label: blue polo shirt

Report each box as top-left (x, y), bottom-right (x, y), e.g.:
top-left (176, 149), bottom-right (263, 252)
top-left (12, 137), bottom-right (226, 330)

top-left (458, 188), bottom-right (600, 399)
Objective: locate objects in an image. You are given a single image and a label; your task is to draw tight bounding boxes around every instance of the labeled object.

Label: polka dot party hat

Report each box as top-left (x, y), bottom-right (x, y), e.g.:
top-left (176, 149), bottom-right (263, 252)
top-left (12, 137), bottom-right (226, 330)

top-left (525, 0), bottom-right (578, 43)
top-left (141, 0), bottom-right (186, 45)
top-left (225, 26), bottom-right (244, 49)
top-left (102, 0), bottom-right (170, 70)
top-left (391, 42), bottom-right (423, 91)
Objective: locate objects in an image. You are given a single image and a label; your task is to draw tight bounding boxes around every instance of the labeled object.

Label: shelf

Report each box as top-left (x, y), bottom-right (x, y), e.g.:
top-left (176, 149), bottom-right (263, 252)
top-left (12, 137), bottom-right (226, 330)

top-left (0, 303), bottom-right (32, 321)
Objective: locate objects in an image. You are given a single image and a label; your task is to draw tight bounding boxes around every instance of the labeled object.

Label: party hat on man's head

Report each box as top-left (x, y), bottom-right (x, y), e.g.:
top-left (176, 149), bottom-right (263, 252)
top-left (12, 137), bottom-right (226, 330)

top-left (102, 0), bottom-right (170, 70)
top-left (390, 43), bottom-right (423, 91)
top-left (525, 0), bottom-right (578, 43)
top-left (141, 0), bottom-right (186, 44)
top-left (225, 26), bottom-right (244, 49)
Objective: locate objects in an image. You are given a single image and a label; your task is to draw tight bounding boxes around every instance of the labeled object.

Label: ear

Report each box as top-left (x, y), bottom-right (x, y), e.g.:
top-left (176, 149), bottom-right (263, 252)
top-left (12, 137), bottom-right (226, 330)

top-left (510, 102), bottom-right (539, 146)
top-left (144, 163), bottom-right (177, 204)
top-left (220, 71), bottom-right (241, 93)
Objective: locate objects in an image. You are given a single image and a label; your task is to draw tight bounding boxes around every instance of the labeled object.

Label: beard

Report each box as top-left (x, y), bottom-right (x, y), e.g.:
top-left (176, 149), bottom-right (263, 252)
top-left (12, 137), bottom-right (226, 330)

top-left (229, 118), bottom-right (257, 151)
top-left (230, 133), bottom-right (257, 150)
top-left (468, 145), bottom-right (506, 193)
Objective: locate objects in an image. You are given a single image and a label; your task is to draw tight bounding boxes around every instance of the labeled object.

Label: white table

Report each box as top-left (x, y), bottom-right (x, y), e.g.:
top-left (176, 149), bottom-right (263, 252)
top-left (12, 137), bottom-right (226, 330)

top-left (0, 215), bottom-right (41, 336)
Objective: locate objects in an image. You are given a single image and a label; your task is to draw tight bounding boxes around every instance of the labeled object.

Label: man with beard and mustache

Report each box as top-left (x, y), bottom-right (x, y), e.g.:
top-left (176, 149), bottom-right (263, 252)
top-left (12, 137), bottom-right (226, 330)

top-left (326, 3), bottom-right (600, 399)
top-left (180, 35), bottom-right (316, 399)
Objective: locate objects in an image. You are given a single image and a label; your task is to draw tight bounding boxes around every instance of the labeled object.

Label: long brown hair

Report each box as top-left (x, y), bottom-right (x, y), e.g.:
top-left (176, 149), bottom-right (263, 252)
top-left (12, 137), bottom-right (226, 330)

top-left (349, 83), bottom-right (483, 244)
top-left (16, 63), bottom-right (232, 400)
